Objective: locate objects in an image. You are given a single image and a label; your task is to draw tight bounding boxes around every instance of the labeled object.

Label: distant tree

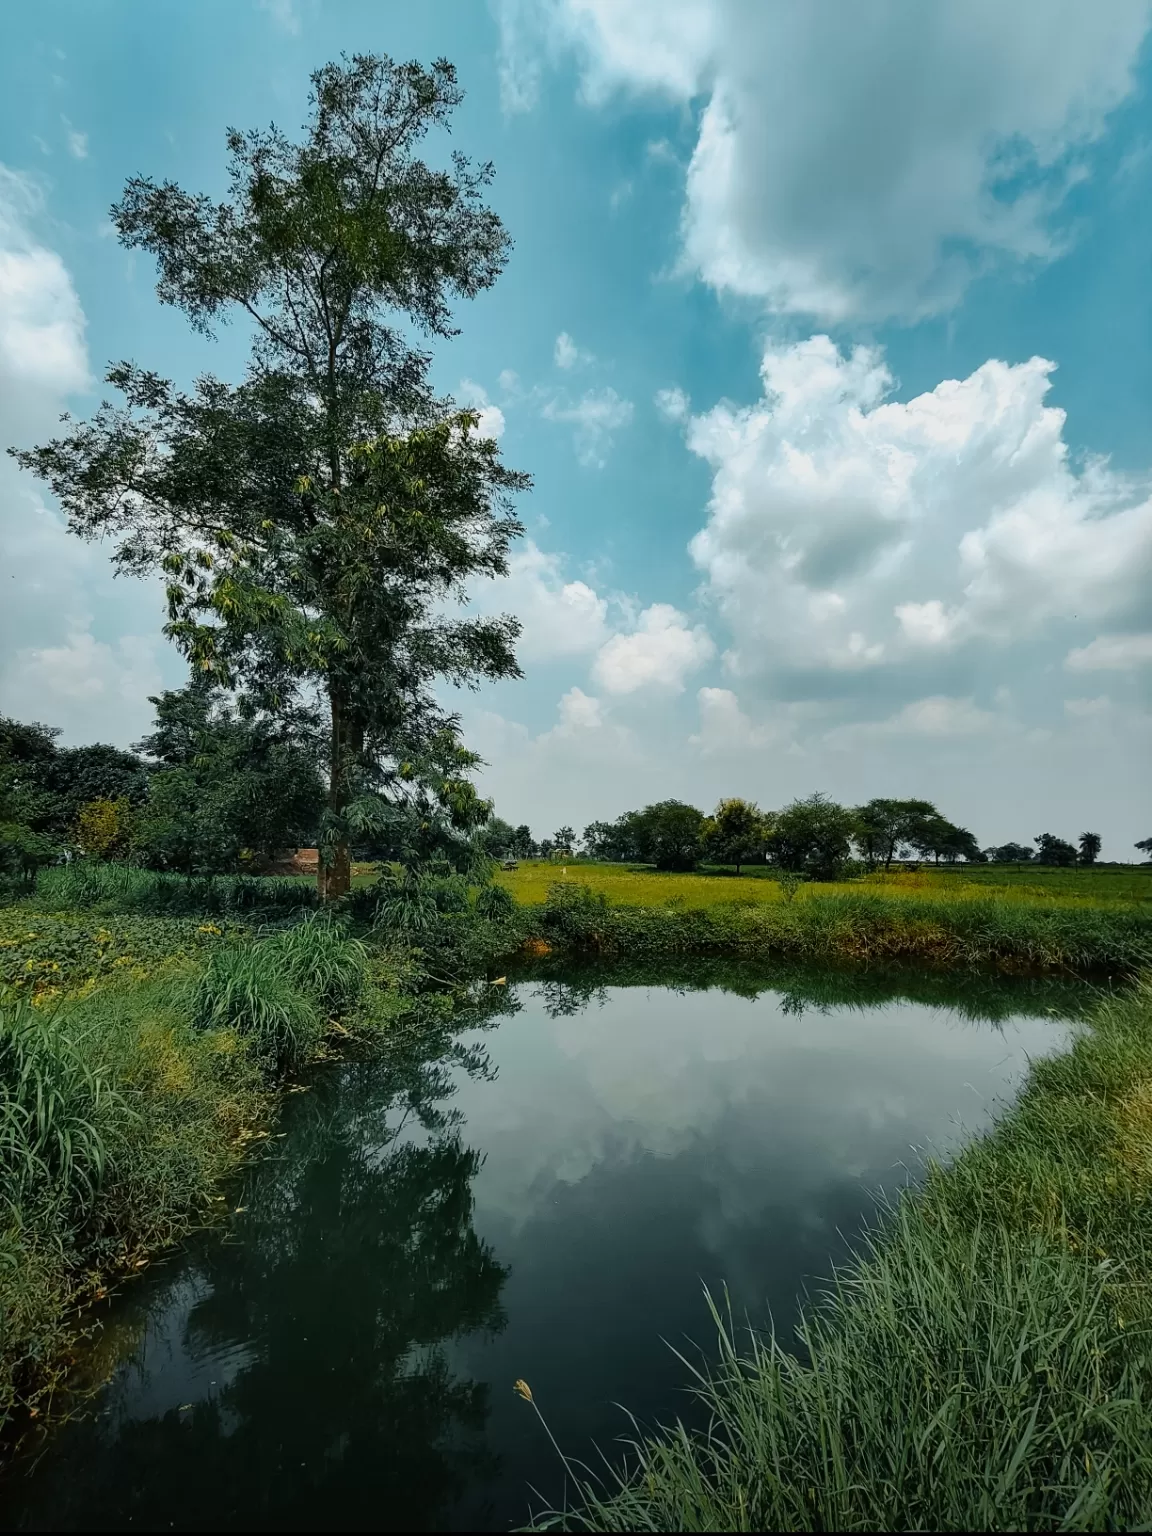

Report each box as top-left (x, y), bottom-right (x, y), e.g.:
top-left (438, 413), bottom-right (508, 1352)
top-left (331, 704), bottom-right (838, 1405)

top-left (852, 798), bottom-right (939, 870)
top-left (510, 824), bottom-right (536, 858)
top-left (767, 793), bottom-right (856, 881)
top-left (480, 815), bottom-right (517, 858)
top-left (1034, 833), bottom-right (1078, 868)
top-left (131, 681), bottom-right (325, 873)
top-left (553, 825), bottom-right (575, 851)
top-left (582, 814), bottom-right (644, 863)
top-left (630, 800), bottom-right (706, 872)
top-left (702, 798), bottom-right (770, 875)
top-left (76, 797), bottom-right (135, 859)
top-left (1136, 837), bottom-right (1152, 859)
top-left (1078, 831), bottom-right (1102, 866)
top-left (911, 817), bottom-right (983, 864)
top-left (989, 842), bottom-right (1034, 864)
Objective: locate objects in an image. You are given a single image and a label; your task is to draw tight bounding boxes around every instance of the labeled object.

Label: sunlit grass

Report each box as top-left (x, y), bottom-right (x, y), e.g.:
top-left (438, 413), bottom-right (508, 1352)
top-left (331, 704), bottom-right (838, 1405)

top-left (496, 860), bottom-right (1149, 912)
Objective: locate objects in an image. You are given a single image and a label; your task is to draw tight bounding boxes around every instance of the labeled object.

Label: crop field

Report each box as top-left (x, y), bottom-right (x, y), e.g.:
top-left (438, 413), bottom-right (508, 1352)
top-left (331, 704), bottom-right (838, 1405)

top-left (494, 859), bottom-right (1152, 911)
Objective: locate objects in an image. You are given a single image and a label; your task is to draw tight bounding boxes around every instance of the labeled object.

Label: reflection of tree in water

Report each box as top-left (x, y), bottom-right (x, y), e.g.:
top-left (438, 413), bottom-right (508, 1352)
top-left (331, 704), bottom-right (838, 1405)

top-left (27, 1034), bottom-right (510, 1533)
top-left (537, 976), bottom-right (607, 1018)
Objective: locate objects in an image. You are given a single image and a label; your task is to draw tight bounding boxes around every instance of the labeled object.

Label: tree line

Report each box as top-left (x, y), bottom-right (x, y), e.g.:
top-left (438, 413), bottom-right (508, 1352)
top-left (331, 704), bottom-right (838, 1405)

top-left (488, 799), bottom-right (1144, 880)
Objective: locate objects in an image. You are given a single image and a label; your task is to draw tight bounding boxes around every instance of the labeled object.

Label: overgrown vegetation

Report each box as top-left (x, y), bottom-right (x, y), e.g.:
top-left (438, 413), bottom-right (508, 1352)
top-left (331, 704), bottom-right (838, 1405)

top-left (529, 975), bottom-right (1152, 1532)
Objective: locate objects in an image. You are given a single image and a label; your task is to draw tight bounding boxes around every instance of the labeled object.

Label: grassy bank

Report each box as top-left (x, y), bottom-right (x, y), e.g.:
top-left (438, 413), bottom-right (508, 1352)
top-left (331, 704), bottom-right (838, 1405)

top-left (0, 894), bottom-right (412, 1430)
top-left (531, 974), bottom-right (1152, 1532)
top-left (514, 880), bottom-right (1152, 976)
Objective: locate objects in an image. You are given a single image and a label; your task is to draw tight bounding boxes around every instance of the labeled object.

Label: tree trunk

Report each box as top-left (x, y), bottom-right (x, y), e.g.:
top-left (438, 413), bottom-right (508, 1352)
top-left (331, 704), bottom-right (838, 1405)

top-left (319, 685), bottom-right (356, 901)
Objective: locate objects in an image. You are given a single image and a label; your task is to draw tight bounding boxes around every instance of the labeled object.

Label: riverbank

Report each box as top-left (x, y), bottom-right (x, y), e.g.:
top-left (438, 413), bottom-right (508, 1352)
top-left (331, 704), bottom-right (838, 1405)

top-left (0, 887), bottom-right (424, 1433)
top-left (530, 973), bottom-right (1152, 1532)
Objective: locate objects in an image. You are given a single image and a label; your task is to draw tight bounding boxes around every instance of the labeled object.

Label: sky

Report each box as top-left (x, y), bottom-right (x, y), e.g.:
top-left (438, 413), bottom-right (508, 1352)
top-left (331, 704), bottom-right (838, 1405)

top-left (1, 0), bottom-right (1151, 855)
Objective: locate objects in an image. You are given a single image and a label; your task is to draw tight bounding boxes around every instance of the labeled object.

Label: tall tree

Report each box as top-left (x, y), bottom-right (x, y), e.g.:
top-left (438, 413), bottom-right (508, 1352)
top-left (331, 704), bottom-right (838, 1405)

top-left (1137, 837), bottom-right (1152, 858)
top-left (12, 55), bottom-right (528, 899)
top-left (702, 798), bottom-right (770, 875)
top-left (1034, 833), bottom-right (1078, 868)
top-left (852, 798), bottom-right (939, 870)
top-left (767, 794), bottom-right (856, 881)
top-left (1078, 831), bottom-right (1102, 866)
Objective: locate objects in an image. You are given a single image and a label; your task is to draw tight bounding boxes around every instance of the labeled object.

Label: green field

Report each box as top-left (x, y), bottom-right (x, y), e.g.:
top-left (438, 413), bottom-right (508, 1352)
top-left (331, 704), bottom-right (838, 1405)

top-left (495, 858), bottom-right (1152, 911)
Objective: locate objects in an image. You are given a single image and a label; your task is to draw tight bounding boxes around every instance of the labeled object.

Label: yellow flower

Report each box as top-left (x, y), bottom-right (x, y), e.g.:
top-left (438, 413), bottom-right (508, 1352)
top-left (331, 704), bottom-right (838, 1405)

top-left (513, 1379), bottom-right (533, 1403)
top-left (198, 923), bottom-right (222, 935)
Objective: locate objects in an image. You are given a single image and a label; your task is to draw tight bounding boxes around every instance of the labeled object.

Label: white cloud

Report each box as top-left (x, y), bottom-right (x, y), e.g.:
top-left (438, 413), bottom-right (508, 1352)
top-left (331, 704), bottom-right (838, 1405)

top-left (457, 377), bottom-right (506, 439)
top-left (830, 696), bottom-right (1001, 744)
top-left (0, 165), bottom-right (178, 746)
top-left (470, 540), bottom-right (611, 663)
top-left (61, 118), bottom-right (88, 160)
top-left (592, 602), bottom-right (715, 694)
top-left (553, 685), bottom-right (603, 733)
top-left (683, 335), bottom-right (1152, 692)
top-left (1065, 633), bottom-right (1152, 670)
top-left (689, 686), bottom-right (781, 756)
top-left (0, 166), bottom-right (89, 394)
top-left (501, 0), bottom-right (1151, 322)
top-left (554, 330), bottom-right (594, 369)
top-left (541, 385), bottom-right (634, 467)
top-left (655, 385), bottom-right (690, 423)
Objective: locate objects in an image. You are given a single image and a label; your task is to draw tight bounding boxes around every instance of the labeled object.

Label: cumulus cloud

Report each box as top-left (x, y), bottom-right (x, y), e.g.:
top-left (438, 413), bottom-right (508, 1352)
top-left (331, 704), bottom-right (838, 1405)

top-left (0, 165), bottom-right (176, 745)
top-left (472, 540), bottom-right (611, 663)
top-left (1065, 633), bottom-right (1152, 670)
top-left (457, 377), bottom-right (506, 439)
top-left (592, 602), bottom-right (715, 694)
top-left (655, 385), bottom-right (690, 422)
top-left (681, 335), bottom-right (1152, 698)
top-left (541, 385), bottom-right (634, 467)
top-left (500, 0), bottom-right (1151, 321)
top-left (554, 330), bottom-right (594, 369)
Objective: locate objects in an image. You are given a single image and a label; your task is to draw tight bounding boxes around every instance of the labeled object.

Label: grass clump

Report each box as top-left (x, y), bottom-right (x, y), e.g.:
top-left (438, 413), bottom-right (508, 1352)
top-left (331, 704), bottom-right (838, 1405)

top-left (34, 862), bottom-right (318, 918)
top-left (530, 977), bottom-right (1152, 1532)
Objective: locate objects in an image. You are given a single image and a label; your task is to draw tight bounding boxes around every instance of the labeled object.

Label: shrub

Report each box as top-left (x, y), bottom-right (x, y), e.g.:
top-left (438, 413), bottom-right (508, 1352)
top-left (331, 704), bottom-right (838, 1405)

top-left (189, 943), bottom-right (323, 1068)
top-left (0, 999), bottom-right (123, 1211)
top-left (266, 913), bottom-right (368, 1017)
top-left (475, 883), bottom-right (516, 922)
top-left (538, 882), bottom-right (611, 945)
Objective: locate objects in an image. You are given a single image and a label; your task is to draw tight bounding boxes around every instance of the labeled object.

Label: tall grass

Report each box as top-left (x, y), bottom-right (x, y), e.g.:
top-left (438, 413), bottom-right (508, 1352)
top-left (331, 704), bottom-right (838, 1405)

top-left (530, 977), bottom-right (1152, 1532)
top-left (189, 915), bottom-right (368, 1067)
top-left (524, 883), bottom-right (1152, 976)
top-left (35, 862), bottom-right (318, 917)
top-left (0, 1001), bottom-right (123, 1212)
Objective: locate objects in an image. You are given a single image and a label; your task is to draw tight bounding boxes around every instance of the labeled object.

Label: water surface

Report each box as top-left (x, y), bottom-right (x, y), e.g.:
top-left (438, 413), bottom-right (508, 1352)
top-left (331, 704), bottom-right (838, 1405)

top-left (1, 963), bottom-right (1087, 1531)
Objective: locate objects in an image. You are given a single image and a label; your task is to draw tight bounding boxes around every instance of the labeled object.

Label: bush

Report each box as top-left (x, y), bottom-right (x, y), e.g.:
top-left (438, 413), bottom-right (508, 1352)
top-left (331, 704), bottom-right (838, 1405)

top-left (189, 943), bottom-right (324, 1068)
top-left (0, 999), bottom-right (123, 1212)
top-left (538, 882), bottom-right (611, 945)
top-left (475, 883), bottom-right (516, 922)
top-left (267, 913), bottom-right (368, 1017)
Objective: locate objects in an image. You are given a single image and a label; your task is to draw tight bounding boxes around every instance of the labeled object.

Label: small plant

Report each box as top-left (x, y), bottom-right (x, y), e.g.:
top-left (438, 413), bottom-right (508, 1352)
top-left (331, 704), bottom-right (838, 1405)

top-left (190, 942), bottom-right (323, 1068)
top-left (778, 872), bottom-right (807, 903)
top-left (0, 999), bottom-right (123, 1210)
top-left (475, 883), bottom-right (516, 922)
top-left (265, 914), bottom-right (368, 1017)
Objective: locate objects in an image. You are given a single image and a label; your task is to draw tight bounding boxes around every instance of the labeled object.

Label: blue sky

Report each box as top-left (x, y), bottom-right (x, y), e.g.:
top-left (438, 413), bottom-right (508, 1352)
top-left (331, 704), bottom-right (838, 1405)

top-left (1, 0), bottom-right (1150, 853)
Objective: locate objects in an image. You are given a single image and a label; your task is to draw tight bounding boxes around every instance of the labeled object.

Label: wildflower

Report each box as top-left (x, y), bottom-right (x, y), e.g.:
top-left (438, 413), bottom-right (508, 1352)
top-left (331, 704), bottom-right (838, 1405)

top-left (513, 1379), bottom-right (533, 1403)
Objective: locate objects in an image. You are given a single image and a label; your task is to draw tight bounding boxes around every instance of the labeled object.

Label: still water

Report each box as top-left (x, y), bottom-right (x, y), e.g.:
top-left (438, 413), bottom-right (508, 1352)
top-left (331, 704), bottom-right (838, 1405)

top-left (2, 963), bottom-right (1086, 1531)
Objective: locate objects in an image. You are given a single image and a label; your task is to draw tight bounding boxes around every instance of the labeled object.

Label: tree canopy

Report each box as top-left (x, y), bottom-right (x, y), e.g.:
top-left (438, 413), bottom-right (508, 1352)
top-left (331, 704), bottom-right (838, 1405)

top-left (12, 55), bottom-right (528, 898)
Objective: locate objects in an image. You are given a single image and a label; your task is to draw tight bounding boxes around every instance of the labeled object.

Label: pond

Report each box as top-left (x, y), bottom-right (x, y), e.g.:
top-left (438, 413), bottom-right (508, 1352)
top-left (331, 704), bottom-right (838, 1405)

top-left (1, 961), bottom-right (1093, 1532)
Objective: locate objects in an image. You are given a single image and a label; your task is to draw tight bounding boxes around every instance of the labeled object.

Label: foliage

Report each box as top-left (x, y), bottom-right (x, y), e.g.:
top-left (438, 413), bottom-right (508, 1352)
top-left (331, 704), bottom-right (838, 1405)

top-left (630, 801), bottom-right (706, 872)
top-left (851, 797), bottom-right (939, 869)
top-left (987, 842), bottom-right (1034, 863)
top-left (1079, 832), bottom-right (1102, 866)
top-left (0, 823), bottom-right (58, 890)
top-left (76, 796), bottom-right (134, 859)
top-left (32, 861), bottom-right (317, 919)
top-left (701, 798), bottom-right (771, 874)
top-left (767, 793), bottom-right (857, 881)
top-left (474, 882), bottom-right (515, 922)
top-left (130, 680), bottom-right (325, 873)
top-left (537, 977), bottom-right (1152, 1534)
top-left (0, 1000), bottom-right (125, 1213)
top-left (0, 718), bottom-right (148, 842)
top-left (12, 56), bottom-right (529, 901)
top-left (1137, 838), bottom-right (1152, 858)
top-left (1036, 833), bottom-right (1079, 867)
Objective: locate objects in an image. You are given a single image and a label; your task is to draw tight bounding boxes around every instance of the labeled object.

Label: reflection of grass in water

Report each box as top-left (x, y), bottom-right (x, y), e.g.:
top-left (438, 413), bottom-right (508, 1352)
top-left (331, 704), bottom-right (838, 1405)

top-left (528, 975), bottom-right (1152, 1533)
